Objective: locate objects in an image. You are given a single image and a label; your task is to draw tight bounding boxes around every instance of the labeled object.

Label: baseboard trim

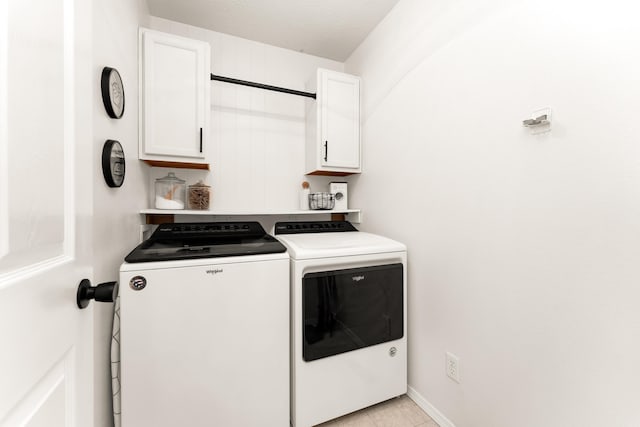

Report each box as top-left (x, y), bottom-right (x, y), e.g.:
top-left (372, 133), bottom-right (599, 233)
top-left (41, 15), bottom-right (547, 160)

top-left (407, 386), bottom-right (456, 427)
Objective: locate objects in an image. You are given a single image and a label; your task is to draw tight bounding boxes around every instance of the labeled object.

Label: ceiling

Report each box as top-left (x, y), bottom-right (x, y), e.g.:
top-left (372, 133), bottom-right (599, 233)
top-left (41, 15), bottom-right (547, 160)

top-left (145, 0), bottom-right (401, 61)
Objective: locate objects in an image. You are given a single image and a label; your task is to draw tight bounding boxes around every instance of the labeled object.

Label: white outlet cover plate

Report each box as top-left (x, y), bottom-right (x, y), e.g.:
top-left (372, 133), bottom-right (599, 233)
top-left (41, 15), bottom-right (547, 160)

top-left (446, 351), bottom-right (460, 383)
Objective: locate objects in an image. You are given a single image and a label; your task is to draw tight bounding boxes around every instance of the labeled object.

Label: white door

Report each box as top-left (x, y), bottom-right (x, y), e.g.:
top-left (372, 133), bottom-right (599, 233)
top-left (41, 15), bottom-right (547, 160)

top-left (320, 70), bottom-right (360, 169)
top-left (0, 0), bottom-right (93, 426)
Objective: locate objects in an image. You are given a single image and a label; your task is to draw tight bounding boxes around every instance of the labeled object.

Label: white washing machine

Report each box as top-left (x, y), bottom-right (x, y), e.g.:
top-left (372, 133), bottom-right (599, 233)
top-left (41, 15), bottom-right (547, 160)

top-left (118, 222), bottom-right (289, 427)
top-left (274, 221), bottom-right (407, 427)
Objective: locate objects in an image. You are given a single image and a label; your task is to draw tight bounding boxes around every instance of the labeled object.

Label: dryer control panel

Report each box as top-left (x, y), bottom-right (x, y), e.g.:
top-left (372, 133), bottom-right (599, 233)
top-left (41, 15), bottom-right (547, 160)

top-left (274, 221), bottom-right (357, 235)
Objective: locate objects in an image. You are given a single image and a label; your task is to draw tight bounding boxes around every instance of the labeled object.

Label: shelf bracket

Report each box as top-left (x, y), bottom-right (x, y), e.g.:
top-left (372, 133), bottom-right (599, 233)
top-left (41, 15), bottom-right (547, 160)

top-left (145, 214), bottom-right (175, 224)
top-left (346, 211), bottom-right (362, 224)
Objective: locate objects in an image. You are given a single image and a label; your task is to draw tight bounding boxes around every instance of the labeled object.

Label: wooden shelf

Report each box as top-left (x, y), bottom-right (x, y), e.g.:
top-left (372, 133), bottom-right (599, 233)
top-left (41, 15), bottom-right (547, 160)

top-left (142, 160), bottom-right (210, 170)
top-left (306, 170), bottom-right (357, 177)
top-left (141, 208), bottom-right (361, 224)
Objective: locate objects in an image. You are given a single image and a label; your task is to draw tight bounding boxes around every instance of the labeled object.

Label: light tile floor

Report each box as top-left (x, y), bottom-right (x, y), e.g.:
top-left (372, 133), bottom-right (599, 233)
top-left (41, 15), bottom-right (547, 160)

top-left (315, 395), bottom-right (440, 427)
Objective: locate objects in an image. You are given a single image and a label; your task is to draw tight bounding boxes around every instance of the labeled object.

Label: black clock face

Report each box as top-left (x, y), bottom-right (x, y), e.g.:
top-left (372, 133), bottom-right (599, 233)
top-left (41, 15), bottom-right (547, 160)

top-left (102, 140), bottom-right (125, 188)
top-left (101, 67), bottom-right (125, 119)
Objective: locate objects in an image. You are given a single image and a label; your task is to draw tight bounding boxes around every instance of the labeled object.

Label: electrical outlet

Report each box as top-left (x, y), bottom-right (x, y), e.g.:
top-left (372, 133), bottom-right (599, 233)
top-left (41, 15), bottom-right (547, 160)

top-left (446, 352), bottom-right (460, 383)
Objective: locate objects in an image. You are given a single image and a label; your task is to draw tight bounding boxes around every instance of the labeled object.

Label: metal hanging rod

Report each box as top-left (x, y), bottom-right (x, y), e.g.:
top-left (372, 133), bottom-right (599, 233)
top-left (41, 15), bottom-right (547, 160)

top-left (210, 74), bottom-right (316, 99)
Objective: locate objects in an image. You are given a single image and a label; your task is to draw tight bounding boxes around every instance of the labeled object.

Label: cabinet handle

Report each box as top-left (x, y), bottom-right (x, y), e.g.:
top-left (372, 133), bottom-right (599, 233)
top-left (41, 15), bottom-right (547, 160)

top-left (324, 141), bottom-right (328, 162)
top-left (199, 128), bottom-right (203, 153)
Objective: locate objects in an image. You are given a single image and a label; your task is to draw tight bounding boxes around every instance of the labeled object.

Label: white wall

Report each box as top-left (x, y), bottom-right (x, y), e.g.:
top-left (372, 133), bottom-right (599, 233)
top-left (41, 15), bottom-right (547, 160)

top-left (346, 1), bottom-right (640, 426)
top-left (148, 17), bottom-right (344, 212)
top-left (92, 1), bottom-right (149, 426)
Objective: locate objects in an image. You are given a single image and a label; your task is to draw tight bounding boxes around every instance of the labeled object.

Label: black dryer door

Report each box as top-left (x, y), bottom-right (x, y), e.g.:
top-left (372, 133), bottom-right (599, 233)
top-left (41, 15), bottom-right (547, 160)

top-left (302, 263), bottom-right (404, 362)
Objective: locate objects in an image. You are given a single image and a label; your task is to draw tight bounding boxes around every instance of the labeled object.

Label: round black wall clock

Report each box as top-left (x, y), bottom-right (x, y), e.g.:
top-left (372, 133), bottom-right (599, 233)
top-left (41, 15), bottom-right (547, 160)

top-left (102, 140), bottom-right (125, 188)
top-left (101, 67), bottom-right (125, 119)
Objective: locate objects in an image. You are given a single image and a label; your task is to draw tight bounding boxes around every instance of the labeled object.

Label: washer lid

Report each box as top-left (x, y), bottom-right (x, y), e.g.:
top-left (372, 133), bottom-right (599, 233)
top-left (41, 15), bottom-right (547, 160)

top-left (276, 231), bottom-right (406, 260)
top-left (124, 222), bottom-right (286, 263)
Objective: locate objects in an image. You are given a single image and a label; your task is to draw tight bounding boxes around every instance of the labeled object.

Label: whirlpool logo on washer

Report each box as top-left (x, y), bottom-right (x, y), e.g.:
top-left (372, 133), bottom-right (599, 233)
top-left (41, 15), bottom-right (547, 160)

top-left (129, 276), bottom-right (147, 291)
top-left (352, 275), bottom-right (365, 282)
top-left (206, 268), bottom-right (224, 275)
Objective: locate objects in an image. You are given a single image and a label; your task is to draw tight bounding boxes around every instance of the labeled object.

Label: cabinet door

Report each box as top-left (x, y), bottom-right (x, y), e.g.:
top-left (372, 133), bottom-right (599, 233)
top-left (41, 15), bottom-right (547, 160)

top-left (319, 70), bottom-right (360, 169)
top-left (140, 30), bottom-right (209, 161)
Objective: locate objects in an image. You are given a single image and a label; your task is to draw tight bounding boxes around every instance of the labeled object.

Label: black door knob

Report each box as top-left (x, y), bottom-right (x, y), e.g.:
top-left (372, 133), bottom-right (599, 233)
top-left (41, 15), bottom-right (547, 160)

top-left (76, 279), bottom-right (118, 309)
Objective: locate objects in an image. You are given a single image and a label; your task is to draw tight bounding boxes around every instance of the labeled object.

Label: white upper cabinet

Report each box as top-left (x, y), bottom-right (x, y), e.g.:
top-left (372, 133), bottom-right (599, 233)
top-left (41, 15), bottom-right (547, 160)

top-left (306, 69), bottom-right (361, 175)
top-left (139, 29), bottom-right (210, 165)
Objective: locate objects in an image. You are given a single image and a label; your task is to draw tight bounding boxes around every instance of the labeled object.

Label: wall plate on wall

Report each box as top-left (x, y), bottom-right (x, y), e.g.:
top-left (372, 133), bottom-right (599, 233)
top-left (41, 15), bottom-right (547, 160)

top-left (523, 107), bottom-right (552, 135)
top-left (102, 140), bottom-right (125, 188)
top-left (101, 66), bottom-right (125, 119)
top-left (329, 182), bottom-right (348, 210)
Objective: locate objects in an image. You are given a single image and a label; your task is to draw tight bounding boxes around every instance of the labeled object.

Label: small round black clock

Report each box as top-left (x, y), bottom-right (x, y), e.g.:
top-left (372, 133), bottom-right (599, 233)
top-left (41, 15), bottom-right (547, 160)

top-left (101, 67), bottom-right (125, 119)
top-left (102, 140), bottom-right (125, 188)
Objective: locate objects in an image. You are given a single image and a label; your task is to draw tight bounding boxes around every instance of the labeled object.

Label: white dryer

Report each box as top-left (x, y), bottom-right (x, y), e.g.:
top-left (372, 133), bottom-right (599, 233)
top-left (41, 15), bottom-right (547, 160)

top-left (275, 221), bottom-right (407, 427)
top-left (119, 222), bottom-right (289, 427)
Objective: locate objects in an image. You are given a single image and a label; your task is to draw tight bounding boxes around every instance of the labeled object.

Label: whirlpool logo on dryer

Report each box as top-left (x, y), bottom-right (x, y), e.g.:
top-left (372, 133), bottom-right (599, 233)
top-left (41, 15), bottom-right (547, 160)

top-left (206, 268), bottom-right (224, 275)
top-left (352, 275), bottom-right (365, 282)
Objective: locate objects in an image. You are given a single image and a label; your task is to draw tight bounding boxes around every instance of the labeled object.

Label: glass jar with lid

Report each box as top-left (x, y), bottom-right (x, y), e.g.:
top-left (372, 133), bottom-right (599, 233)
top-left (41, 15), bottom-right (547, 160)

top-left (155, 172), bottom-right (186, 209)
top-left (188, 180), bottom-right (211, 210)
